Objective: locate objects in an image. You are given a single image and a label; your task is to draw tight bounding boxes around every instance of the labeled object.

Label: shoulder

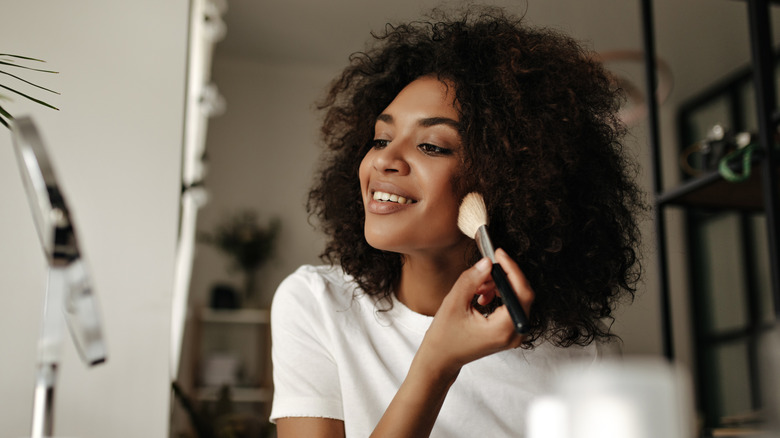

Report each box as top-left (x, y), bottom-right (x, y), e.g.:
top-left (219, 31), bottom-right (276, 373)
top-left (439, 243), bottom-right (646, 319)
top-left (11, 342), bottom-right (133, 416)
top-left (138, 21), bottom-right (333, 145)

top-left (527, 335), bottom-right (621, 370)
top-left (275, 264), bottom-right (354, 298)
top-left (272, 265), bottom-right (360, 321)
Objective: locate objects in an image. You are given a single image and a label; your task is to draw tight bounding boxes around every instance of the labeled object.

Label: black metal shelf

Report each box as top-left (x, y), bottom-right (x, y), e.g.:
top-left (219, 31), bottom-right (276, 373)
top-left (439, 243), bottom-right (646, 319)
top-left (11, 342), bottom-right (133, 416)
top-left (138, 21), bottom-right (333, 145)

top-left (644, 0), bottom-right (780, 431)
top-left (697, 322), bottom-right (777, 344)
top-left (645, 0), bottom-right (780, 354)
top-left (658, 157), bottom-right (779, 211)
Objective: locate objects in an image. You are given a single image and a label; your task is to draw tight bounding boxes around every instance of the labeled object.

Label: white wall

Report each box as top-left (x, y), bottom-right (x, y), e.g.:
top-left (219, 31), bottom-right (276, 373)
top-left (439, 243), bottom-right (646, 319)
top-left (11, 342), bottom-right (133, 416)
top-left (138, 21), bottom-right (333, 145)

top-left (0, 2), bottom-right (188, 437)
top-left (188, 56), bottom-right (331, 310)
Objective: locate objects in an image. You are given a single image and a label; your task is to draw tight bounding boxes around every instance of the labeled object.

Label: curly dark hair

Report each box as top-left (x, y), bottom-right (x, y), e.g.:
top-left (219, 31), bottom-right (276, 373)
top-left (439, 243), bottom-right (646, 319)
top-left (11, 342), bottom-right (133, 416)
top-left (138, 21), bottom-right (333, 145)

top-left (307, 6), bottom-right (647, 348)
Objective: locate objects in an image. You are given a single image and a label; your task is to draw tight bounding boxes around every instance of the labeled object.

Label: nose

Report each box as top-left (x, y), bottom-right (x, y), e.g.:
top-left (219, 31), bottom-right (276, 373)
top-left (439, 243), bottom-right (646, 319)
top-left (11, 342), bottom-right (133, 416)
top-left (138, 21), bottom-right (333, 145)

top-left (372, 141), bottom-right (411, 175)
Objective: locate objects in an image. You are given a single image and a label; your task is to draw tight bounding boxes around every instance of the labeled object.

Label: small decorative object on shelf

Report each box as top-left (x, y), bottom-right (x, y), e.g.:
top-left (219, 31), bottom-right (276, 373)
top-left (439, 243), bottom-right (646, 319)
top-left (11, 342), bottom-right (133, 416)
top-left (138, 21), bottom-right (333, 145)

top-left (199, 209), bottom-right (280, 307)
top-left (209, 283), bottom-right (239, 309)
top-left (680, 125), bottom-right (735, 176)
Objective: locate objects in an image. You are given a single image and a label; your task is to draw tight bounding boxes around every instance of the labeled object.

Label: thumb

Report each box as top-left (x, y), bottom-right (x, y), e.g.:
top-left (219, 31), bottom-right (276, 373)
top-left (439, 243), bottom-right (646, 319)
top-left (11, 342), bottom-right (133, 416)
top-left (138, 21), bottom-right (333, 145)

top-left (449, 257), bottom-right (493, 304)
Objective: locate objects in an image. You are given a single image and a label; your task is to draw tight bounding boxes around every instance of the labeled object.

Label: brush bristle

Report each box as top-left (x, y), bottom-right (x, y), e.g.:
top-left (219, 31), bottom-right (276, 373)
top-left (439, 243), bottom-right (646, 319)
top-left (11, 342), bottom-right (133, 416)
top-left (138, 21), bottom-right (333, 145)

top-left (457, 192), bottom-right (488, 238)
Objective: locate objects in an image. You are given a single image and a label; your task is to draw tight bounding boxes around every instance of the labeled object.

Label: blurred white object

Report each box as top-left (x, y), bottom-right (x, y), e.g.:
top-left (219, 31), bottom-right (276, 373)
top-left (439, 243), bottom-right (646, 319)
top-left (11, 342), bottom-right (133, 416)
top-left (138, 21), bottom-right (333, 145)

top-left (171, 0), bottom-right (226, 380)
top-left (526, 395), bottom-right (567, 438)
top-left (527, 357), bottom-right (694, 438)
top-left (202, 353), bottom-right (239, 387)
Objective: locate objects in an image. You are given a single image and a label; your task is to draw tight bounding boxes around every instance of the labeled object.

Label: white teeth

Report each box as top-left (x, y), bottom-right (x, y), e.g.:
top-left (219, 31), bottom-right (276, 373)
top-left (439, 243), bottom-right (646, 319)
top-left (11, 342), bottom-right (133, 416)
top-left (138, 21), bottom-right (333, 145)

top-left (372, 191), bottom-right (414, 204)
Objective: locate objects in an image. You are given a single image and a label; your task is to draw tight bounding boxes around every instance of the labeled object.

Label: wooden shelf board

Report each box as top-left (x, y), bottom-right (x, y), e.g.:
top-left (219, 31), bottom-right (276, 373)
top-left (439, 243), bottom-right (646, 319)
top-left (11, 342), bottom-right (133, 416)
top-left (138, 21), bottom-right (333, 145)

top-left (658, 161), bottom-right (779, 210)
top-left (201, 308), bottom-right (270, 324)
top-left (708, 427), bottom-right (765, 437)
top-left (196, 386), bottom-right (272, 403)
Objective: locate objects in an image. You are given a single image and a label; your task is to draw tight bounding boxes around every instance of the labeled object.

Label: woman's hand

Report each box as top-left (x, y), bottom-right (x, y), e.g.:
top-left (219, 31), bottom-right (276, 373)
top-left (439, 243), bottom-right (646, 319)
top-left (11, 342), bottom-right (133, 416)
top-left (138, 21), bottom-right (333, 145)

top-left (417, 248), bottom-right (535, 378)
top-left (369, 249), bottom-right (534, 437)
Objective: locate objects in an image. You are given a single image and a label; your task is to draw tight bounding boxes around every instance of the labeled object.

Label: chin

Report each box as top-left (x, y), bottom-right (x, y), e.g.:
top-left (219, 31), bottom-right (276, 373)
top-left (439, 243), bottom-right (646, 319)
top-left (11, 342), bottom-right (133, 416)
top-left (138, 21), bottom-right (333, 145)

top-left (364, 235), bottom-right (397, 254)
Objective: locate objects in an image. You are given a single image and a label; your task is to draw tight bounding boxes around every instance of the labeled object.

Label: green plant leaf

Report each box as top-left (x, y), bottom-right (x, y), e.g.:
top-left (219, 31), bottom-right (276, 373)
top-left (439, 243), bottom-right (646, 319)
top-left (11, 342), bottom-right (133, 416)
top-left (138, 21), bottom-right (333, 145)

top-left (0, 54), bottom-right (59, 130)
top-left (0, 53), bottom-right (47, 61)
top-left (0, 69), bottom-right (60, 94)
top-left (0, 107), bottom-right (10, 127)
top-left (0, 84), bottom-right (59, 111)
top-left (0, 103), bottom-right (12, 119)
top-left (0, 60), bottom-right (58, 74)
top-left (0, 54), bottom-right (58, 74)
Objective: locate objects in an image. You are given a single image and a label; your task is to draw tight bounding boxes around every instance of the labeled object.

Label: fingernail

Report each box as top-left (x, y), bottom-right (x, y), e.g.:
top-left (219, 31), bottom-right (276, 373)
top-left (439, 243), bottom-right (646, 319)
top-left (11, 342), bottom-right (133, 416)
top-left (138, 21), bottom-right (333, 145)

top-left (476, 258), bottom-right (491, 272)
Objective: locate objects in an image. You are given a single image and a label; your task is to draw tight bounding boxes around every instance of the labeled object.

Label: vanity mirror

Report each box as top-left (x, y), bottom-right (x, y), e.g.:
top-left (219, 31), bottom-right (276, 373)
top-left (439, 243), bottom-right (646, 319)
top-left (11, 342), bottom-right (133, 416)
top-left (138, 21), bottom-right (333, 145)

top-left (11, 116), bottom-right (107, 438)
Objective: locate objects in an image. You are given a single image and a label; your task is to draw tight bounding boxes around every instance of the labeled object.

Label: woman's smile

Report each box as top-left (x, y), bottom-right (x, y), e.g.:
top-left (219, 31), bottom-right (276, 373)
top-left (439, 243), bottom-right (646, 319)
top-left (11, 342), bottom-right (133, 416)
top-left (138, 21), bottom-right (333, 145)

top-left (366, 191), bottom-right (416, 214)
top-left (372, 191), bottom-right (415, 205)
top-left (366, 180), bottom-right (419, 214)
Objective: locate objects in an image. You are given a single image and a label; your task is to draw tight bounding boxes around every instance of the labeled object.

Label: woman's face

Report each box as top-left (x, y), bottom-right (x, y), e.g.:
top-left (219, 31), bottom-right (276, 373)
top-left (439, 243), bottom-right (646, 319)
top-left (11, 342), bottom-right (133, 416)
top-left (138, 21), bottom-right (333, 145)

top-left (359, 76), bottom-right (469, 258)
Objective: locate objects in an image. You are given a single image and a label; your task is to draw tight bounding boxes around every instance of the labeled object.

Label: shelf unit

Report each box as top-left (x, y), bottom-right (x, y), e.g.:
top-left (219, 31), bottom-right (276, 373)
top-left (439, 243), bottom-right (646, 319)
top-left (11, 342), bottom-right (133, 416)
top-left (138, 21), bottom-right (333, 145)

top-left (192, 307), bottom-right (273, 426)
top-left (641, 0), bottom-right (780, 432)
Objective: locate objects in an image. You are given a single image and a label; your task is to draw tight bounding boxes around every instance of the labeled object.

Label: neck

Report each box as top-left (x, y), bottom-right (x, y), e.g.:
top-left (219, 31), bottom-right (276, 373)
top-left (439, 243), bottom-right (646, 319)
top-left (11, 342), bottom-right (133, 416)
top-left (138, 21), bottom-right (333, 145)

top-left (395, 246), bottom-right (472, 316)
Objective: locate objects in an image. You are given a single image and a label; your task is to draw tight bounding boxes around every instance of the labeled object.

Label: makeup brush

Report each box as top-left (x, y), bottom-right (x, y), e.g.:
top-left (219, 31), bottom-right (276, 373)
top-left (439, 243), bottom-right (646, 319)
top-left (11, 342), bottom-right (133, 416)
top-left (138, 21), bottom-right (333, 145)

top-left (458, 192), bottom-right (529, 334)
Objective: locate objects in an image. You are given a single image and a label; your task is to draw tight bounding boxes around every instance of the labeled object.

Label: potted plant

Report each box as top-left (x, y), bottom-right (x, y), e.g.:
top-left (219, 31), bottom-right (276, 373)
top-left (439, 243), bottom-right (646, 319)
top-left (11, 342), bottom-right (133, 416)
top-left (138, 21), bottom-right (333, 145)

top-left (199, 209), bottom-right (280, 307)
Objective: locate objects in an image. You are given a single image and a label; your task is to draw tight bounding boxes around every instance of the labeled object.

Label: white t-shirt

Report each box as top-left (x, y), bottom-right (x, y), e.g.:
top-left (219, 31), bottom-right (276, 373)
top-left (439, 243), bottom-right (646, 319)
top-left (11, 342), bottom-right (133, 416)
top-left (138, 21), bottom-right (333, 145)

top-left (270, 265), bottom-right (615, 437)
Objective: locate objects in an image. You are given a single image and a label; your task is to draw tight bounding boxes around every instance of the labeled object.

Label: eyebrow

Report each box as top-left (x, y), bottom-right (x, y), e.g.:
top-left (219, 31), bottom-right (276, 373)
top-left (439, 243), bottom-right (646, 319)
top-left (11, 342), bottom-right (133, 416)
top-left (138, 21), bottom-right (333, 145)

top-left (376, 113), bottom-right (459, 129)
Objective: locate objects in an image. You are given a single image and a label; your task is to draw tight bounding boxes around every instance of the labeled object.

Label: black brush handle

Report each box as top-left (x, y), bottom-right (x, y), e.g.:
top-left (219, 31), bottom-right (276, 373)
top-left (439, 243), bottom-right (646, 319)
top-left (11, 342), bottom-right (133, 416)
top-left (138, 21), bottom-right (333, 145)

top-left (491, 263), bottom-right (530, 334)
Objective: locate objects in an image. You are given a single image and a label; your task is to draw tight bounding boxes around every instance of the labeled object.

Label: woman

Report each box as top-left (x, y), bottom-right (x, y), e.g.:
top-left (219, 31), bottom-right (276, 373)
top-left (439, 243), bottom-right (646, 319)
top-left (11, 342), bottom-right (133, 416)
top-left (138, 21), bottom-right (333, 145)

top-left (270, 6), bottom-right (645, 437)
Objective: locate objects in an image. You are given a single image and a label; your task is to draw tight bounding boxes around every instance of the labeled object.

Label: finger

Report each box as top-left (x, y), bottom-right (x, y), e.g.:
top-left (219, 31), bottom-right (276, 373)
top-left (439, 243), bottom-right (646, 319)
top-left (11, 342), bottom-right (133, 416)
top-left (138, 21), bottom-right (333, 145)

top-left (476, 270), bottom-right (498, 306)
top-left (494, 248), bottom-right (534, 315)
top-left (483, 305), bottom-right (525, 348)
top-left (476, 288), bottom-right (496, 306)
top-left (447, 257), bottom-right (493, 305)
top-left (474, 278), bottom-right (496, 302)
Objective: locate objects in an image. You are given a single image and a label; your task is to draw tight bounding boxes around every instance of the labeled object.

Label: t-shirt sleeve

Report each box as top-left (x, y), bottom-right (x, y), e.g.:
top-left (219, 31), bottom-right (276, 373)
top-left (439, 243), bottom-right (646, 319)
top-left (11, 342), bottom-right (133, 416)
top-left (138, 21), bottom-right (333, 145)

top-left (269, 267), bottom-right (344, 422)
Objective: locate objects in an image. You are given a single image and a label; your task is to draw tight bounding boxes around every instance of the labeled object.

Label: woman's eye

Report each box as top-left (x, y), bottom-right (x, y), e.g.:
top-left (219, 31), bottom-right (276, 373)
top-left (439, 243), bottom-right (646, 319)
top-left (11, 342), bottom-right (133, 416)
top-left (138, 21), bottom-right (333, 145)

top-left (371, 139), bottom-right (390, 149)
top-left (418, 143), bottom-right (453, 155)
